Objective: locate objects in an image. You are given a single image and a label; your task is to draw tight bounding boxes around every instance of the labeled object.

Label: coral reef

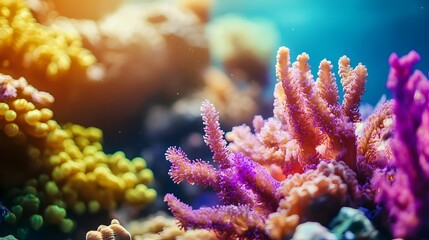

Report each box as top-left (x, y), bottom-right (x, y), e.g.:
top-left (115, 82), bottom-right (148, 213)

top-left (163, 47), bottom-right (395, 239)
top-left (226, 47), bottom-right (393, 183)
top-left (374, 50), bottom-right (429, 238)
top-left (86, 219), bottom-right (130, 240)
top-left (0, 74), bottom-right (155, 238)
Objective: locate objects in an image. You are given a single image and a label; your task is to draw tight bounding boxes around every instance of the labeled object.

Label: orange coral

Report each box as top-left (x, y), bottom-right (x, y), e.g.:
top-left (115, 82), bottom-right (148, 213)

top-left (266, 161), bottom-right (360, 239)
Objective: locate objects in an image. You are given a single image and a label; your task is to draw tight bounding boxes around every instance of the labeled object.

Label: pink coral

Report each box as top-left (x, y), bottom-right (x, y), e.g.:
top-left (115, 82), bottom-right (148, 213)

top-left (164, 47), bottom-right (394, 239)
top-left (227, 47), bottom-right (392, 182)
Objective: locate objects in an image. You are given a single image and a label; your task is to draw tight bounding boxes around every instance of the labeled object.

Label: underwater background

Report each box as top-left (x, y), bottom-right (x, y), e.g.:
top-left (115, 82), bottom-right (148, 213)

top-left (0, 0), bottom-right (429, 239)
top-left (213, 0), bottom-right (429, 104)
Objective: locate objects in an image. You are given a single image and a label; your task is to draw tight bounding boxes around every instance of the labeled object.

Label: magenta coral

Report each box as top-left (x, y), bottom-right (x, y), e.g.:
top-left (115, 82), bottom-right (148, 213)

top-left (375, 50), bottom-right (429, 238)
top-left (165, 47), bottom-right (394, 239)
top-left (165, 100), bottom-right (279, 238)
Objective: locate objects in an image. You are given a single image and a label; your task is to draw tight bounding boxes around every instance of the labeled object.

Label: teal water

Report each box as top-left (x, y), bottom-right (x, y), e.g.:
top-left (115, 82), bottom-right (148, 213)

top-left (213, 0), bottom-right (429, 105)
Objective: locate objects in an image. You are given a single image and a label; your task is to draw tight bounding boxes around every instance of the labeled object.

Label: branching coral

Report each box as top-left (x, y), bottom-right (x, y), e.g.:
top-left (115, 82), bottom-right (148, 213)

top-left (374, 51), bottom-right (429, 238)
top-left (164, 47), bottom-right (394, 239)
top-left (165, 101), bottom-right (278, 239)
top-left (0, 74), bottom-right (155, 238)
top-left (226, 47), bottom-right (393, 183)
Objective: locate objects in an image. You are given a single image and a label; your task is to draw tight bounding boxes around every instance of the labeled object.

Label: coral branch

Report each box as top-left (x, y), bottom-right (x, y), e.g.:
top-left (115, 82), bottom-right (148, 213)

top-left (201, 100), bottom-right (232, 169)
top-left (375, 50), bottom-right (429, 238)
top-left (340, 57), bottom-right (367, 123)
top-left (164, 194), bottom-right (266, 239)
top-left (166, 146), bottom-right (218, 187)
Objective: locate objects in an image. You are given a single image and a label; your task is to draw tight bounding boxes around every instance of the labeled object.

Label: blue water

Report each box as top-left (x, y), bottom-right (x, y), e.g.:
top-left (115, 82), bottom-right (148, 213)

top-left (213, 0), bottom-right (429, 105)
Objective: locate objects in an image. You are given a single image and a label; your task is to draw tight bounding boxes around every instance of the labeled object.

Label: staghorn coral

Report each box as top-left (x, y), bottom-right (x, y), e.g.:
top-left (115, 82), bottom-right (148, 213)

top-left (226, 47), bottom-right (393, 183)
top-left (164, 47), bottom-right (394, 239)
top-left (164, 100), bottom-right (364, 239)
top-left (0, 74), bottom-right (155, 238)
top-left (165, 100), bottom-right (278, 239)
top-left (0, 0), bottom-right (96, 82)
top-left (86, 219), bottom-right (131, 240)
top-left (374, 51), bottom-right (429, 238)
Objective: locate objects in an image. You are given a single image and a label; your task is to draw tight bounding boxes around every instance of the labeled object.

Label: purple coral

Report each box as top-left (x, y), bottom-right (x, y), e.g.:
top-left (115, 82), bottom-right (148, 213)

top-left (375, 50), bottom-right (429, 238)
top-left (164, 100), bottom-right (279, 238)
top-left (164, 48), bottom-right (394, 239)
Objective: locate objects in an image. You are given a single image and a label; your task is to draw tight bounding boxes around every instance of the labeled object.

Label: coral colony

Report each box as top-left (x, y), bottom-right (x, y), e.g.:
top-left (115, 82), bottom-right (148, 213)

top-left (0, 1), bottom-right (429, 239)
top-left (164, 47), bottom-right (429, 239)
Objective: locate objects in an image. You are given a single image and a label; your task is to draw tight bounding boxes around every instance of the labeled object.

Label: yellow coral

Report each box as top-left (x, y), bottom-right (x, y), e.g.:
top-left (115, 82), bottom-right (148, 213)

top-left (0, 0), bottom-right (95, 82)
top-left (36, 1), bottom-right (210, 128)
top-left (0, 74), bottom-right (156, 236)
top-left (43, 123), bottom-right (157, 211)
top-left (0, 74), bottom-right (54, 187)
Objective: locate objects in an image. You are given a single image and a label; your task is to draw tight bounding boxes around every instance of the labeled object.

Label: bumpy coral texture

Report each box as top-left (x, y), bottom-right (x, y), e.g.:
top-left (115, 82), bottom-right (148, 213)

top-left (28, 0), bottom-right (211, 128)
top-left (266, 160), bottom-right (360, 239)
top-left (127, 212), bottom-right (217, 240)
top-left (86, 219), bottom-right (131, 240)
top-left (374, 50), bottom-right (429, 238)
top-left (165, 47), bottom-right (394, 239)
top-left (0, 0), bottom-right (95, 82)
top-left (0, 74), bottom-right (155, 237)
